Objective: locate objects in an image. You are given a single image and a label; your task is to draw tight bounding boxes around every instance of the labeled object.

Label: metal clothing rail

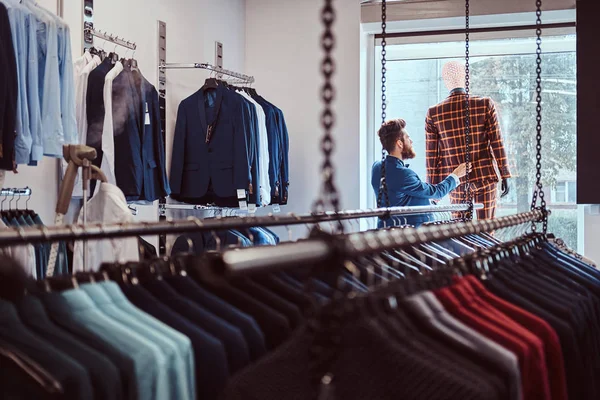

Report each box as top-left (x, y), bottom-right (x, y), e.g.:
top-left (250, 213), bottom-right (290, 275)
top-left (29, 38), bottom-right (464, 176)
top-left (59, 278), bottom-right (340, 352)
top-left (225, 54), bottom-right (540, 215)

top-left (221, 210), bottom-right (545, 276)
top-left (0, 204), bottom-right (480, 246)
top-left (159, 62), bottom-right (255, 84)
top-left (85, 28), bottom-right (137, 50)
top-left (1, 187), bottom-right (32, 197)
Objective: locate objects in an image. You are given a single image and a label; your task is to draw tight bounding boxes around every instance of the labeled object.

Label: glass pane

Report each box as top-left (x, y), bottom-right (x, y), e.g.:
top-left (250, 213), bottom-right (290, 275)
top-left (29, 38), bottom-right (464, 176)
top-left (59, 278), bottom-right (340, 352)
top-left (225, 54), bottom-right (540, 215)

top-left (373, 35), bottom-right (578, 248)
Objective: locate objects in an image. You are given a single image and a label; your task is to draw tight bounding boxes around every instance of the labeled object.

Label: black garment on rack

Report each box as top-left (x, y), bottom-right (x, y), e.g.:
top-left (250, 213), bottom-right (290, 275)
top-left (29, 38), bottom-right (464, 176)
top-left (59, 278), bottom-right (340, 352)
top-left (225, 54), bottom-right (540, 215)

top-left (112, 65), bottom-right (170, 202)
top-left (230, 277), bottom-right (303, 328)
top-left (16, 295), bottom-right (123, 400)
top-left (142, 279), bottom-right (251, 373)
top-left (222, 315), bottom-right (503, 400)
top-left (86, 57), bottom-right (115, 196)
top-left (189, 271), bottom-right (291, 349)
top-left (170, 85), bottom-right (252, 204)
top-left (0, 300), bottom-right (94, 399)
top-left (164, 275), bottom-right (267, 361)
top-left (0, 339), bottom-right (63, 400)
top-left (0, 3), bottom-right (18, 170)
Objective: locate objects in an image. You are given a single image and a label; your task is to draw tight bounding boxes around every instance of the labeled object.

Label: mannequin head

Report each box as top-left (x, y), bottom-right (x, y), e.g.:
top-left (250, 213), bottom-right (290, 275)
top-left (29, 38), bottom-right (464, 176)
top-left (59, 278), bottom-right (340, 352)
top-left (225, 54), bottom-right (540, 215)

top-left (442, 60), bottom-right (466, 91)
top-left (378, 119), bottom-right (416, 160)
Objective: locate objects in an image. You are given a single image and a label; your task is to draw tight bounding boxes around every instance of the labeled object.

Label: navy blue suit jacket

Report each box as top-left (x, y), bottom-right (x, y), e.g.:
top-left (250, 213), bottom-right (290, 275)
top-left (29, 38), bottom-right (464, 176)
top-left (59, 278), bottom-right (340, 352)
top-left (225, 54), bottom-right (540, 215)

top-left (251, 95), bottom-right (284, 204)
top-left (371, 156), bottom-right (457, 226)
top-left (112, 66), bottom-right (170, 201)
top-left (170, 86), bottom-right (251, 201)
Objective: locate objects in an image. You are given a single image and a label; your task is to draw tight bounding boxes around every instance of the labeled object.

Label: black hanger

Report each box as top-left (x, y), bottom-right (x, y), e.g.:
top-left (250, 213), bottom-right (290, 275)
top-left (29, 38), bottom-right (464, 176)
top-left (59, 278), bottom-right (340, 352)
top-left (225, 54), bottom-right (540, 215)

top-left (46, 276), bottom-right (79, 292)
top-left (108, 51), bottom-right (119, 64)
top-left (202, 77), bottom-right (219, 90)
top-left (74, 272), bottom-right (96, 284)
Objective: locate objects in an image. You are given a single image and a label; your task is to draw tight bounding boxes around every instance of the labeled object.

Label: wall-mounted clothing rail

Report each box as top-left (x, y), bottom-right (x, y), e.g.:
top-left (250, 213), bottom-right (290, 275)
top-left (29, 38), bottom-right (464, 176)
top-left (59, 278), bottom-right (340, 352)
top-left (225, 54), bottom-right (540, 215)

top-left (220, 210), bottom-right (545, 276)
top-left (1, 187), bottom-right (32, 197)
top-left (85, 28), bottom-right (137, 50)
top-left (0, 203), bottom-right (481, 246)
top-left (159, 62), bottom-right (255, 84)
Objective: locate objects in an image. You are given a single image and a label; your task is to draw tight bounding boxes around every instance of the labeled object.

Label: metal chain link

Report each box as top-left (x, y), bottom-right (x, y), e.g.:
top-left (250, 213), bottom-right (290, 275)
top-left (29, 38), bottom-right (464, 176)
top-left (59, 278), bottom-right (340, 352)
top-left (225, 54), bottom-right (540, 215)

top-left (463, 0), bottom-right (474, 221)
top-left (530, 0), bottom-right (548, 234)
top-left (377, 0), bottom-right (391, 211)
top-left (312, 0), bottom-right (343, 233)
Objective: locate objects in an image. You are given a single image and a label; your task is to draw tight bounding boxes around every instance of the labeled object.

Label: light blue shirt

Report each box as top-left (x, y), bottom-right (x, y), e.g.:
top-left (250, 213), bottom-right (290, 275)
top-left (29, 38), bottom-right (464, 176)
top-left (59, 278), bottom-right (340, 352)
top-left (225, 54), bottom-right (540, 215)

top-left (37, 5), bottom-right (77, 152)
top-left (22, 0), bottom-right (69, 158)
top-left (101, 281), bottom-right (196, 400)
top-left (81, 282), bottom-right (191, 400)
top-left (3, 0), bottom-right (32, 164)
top-left (44, 289), bottom-right (170, 400)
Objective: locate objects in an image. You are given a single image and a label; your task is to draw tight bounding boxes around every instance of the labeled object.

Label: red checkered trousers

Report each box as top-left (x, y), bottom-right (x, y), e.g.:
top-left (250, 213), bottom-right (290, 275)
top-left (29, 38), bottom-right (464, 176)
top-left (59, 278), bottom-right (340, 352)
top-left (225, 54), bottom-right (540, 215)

top-left (425, 91), bottom-right (511, 220)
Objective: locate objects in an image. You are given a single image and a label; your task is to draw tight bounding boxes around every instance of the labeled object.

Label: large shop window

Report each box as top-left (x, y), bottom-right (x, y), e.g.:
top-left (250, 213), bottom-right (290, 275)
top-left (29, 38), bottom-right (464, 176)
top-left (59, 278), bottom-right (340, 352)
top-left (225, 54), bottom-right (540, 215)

top-left (372, 34), bottom-right (577, 248)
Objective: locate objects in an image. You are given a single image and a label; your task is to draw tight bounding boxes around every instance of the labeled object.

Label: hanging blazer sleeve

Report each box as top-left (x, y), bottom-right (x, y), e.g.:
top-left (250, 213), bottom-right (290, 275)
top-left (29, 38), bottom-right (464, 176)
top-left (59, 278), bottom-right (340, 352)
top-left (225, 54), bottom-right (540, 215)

top-left (241, 100), bottom-right (260, 205)
top-left (169, 102), bottom-right (187, 197)
top-left (151, 87), bottom-right (170, 196)
top-left (234, 101), bottom-right (252, 198)
top-left (277, 110), bottom-right (290, 205)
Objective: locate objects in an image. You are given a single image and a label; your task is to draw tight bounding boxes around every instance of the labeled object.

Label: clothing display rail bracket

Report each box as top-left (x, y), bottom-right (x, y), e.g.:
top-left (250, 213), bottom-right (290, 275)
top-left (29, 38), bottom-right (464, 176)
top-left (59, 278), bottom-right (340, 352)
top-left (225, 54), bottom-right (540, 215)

top-left (84, 27), bottom-right (137, 51)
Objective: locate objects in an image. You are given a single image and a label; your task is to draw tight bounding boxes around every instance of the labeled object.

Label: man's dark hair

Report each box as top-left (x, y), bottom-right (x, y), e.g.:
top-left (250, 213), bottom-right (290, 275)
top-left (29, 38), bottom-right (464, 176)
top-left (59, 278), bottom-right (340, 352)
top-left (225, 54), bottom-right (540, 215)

top-left (378, 119), bottom-right (407, 153)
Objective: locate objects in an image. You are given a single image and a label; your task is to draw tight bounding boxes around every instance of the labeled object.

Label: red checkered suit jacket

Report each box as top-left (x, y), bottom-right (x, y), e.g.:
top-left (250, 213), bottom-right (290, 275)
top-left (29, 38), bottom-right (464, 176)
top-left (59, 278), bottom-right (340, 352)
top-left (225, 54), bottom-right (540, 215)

top-left (425, 91), bottom-right (511, 185)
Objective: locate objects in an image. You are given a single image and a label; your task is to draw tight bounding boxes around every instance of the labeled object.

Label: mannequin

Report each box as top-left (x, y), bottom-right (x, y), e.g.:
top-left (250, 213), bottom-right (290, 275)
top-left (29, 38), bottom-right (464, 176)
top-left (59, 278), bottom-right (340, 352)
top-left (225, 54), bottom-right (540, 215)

top-left (425, 61), bottom-right (511, 220)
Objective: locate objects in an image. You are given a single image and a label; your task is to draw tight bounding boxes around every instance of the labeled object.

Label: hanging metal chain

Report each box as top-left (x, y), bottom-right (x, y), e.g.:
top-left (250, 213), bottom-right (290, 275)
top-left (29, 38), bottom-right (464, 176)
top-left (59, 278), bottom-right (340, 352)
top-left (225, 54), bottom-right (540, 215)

top-left (530, 0), bottom-right (548, 234)
top-left (312, 0), bottom-right (343, 232)
top-left (463, 0), bottom-right (474, 221)
top-left (377, 0), bottom-right (391, 211)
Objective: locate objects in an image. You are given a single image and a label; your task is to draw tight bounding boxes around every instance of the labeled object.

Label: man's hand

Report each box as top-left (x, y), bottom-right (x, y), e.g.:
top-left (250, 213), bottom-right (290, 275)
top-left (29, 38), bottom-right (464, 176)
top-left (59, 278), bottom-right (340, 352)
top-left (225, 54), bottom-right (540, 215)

top-left (451, 163), bottom-right (473, 179)
top-left (501, 178), bottom-right (510, 198)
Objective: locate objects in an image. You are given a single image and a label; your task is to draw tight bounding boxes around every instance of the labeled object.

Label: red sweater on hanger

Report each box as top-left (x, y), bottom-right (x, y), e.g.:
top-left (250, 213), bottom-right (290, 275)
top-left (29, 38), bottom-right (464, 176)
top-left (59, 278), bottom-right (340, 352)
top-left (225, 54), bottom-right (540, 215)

top-left (464, 276), bottom-right (568, 400)
top-left (435, 287), bottom-right (551, 400)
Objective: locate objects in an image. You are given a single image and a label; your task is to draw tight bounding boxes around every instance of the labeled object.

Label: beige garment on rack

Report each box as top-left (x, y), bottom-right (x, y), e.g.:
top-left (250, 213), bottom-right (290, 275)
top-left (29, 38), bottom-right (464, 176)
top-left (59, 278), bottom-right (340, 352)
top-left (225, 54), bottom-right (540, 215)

top-left (72, 182), bottom-right (139, 273)
top-left (67, 54), bottom-right (101, 198)
top-left (0, 219), bottom-right (36, 279)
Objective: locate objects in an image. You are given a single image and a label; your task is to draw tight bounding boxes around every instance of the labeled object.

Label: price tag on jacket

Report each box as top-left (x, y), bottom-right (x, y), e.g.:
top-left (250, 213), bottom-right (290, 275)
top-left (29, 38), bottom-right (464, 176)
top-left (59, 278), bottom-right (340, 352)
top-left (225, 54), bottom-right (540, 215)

top-left (238, 200), bottom-right (248, 211)
top-left (248, 204), bottom-right (257, 214)
top-left (272, 204), bottom-right (281, 213)
top-left (144, 102), bottom-right (150, 125)
top-left (237, 189), bottom-right (246, 199)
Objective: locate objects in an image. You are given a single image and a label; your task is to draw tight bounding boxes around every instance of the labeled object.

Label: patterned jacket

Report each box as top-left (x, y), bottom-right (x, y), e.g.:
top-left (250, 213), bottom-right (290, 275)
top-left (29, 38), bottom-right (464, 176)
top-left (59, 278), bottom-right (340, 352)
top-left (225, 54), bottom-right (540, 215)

top-left (425, 90), bottom-right (511, 185)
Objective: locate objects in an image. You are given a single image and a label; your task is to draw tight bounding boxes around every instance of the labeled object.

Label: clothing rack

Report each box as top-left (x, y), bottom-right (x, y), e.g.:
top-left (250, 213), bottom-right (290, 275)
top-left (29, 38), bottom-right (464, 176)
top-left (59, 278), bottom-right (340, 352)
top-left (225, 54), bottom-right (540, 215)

top-left (0, 203), bottom-right (483, 247)
top-left (158, 62), bottom-right (255, 84)
top-left (220, 210), bottom-right (545, 276)
top-left (0, 187), bottom-right (32, 197)
top-left (84, 28), bottom-right (137, 51)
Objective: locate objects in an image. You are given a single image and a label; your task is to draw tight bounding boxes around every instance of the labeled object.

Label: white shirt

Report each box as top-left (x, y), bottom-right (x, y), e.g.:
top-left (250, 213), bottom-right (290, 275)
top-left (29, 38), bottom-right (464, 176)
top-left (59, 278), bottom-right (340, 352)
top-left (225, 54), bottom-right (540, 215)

top-left (100, 61), bottom-right (124, 185)
top-left (236, 90), bottom-right (271, 206)
top-left (70, 54), bottom-right (101, 198)
top-left (73, 182), bottom-right (140, 273)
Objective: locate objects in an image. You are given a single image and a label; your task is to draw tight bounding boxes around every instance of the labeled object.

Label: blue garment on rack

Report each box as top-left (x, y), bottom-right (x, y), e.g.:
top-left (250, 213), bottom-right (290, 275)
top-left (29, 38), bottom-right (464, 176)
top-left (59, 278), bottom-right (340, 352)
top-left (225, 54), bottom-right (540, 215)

top-left (41, 289), bottom-right (169, 400)
top-left (101, 281), bottom-right (196, 399)
top-left (80, 282), bottom-right (189, 400)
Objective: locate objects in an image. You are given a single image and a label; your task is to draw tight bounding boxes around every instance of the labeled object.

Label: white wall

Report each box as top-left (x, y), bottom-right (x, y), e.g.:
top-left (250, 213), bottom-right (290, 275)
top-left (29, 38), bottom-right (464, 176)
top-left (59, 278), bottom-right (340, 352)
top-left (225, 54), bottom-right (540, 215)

top-left (4, 0), bottom-right (247, 226)
top-left (245, 0), bottom-right (361, 229)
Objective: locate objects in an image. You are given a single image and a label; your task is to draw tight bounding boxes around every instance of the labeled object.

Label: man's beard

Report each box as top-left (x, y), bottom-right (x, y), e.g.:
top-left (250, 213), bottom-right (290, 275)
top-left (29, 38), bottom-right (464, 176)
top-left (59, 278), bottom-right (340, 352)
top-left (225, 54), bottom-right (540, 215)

top-left (402, 145), bottom-right (417, 160)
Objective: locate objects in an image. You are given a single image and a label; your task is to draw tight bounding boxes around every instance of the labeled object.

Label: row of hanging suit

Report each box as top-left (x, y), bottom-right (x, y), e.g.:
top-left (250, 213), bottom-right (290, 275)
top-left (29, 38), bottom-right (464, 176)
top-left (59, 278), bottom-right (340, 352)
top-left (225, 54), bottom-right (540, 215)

top-left (221, 233), bottom-right (600, 400)
top-left (170, 79), bottom-right (290, 208)
top-left (71, 50), bottom-right (169, 203)
top-left (0, 236), bottom-right (333, 400)
top-left (0, 0), bottom-right (77, 170)
top-left (1, 225), bottom-right (599, 399)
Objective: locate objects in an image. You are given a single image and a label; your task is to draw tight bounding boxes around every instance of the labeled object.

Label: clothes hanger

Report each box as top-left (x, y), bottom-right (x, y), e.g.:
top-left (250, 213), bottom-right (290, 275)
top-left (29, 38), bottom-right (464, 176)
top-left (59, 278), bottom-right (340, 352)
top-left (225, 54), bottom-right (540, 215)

top-left (202, 69), bottom-right (219, 90)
